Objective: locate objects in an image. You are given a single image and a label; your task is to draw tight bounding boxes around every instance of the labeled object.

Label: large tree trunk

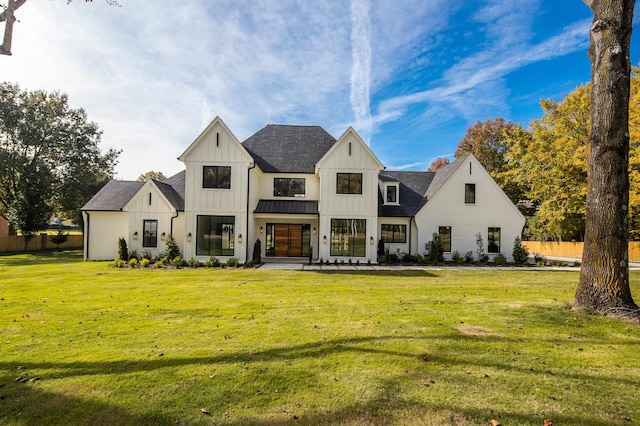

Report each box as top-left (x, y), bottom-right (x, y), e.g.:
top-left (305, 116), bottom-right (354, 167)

top-left (576, 0), bottom-right (638, 315)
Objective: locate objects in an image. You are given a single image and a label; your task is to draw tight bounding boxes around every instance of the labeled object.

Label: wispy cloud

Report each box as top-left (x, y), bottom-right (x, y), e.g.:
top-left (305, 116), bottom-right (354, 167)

top-left (349, 0), bottom-right (373, 142)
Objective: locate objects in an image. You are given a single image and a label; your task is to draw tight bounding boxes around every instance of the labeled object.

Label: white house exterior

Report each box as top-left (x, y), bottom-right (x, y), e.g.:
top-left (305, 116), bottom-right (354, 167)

top-left (82, 117), bottom-right (525, 263)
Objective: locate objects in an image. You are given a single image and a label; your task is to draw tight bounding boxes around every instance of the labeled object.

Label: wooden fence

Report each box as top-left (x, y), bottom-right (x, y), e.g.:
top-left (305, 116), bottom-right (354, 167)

top-left (522, 241), bottom-right (640, 262)
top-left (0, 234), bottom-right (83, 253)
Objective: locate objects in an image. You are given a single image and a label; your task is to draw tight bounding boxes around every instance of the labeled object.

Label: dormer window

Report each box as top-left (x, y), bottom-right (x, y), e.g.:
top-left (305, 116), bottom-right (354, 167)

top-left (386, 185), bottom-right (397, 203)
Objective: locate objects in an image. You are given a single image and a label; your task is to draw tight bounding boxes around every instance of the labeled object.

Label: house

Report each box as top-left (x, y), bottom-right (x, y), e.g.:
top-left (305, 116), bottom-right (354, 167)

top-left (81, 117), bottom-right (525, 263)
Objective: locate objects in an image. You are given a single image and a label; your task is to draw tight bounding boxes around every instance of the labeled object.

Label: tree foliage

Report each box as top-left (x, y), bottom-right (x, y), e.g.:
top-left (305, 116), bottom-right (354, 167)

top-left (427, 157), bottom-right (450, 172)
top-left (137, 171), bottom-right (167, 182)
top-left (0, 82), bottom-right (120, 236)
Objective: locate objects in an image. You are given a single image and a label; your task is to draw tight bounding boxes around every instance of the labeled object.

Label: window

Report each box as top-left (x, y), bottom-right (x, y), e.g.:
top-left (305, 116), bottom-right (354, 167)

top-left (386, 185), bottom-right (397, 203)
top-left (465, 183), bottom-right (476, 204)
top-left (330, 219), bottom-right (366, 256)
top-left (203, 166), bottom-right (231, 189)
top-left (336, 173), bottom-right (362, 194)
top-left (488, 227), bottom-right (501, 253)
top-left (439, 226), bottom-right (452, 252)
top-left (143, 220), bottom-right (158, 248)
top-left (196, 215), bottom-right (235, 256)
top-left (381, 224), bottom-right (406, 243)
top-left (273, 178), bottom-right (305, 197)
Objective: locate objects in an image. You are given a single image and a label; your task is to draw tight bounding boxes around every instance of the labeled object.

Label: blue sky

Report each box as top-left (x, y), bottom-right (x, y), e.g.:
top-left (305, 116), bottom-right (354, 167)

top-left (3, 0), bottom-right (639, 179)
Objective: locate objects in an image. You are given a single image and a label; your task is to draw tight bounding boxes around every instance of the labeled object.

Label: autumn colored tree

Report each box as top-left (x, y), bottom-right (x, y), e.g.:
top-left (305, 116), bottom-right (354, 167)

top-left (575, 0), bottom-right (638, 315)
top-left (455, 117), bottom-right (527, 204)
top-left (427, 157), bottom-right (450, 172)
top-left (137, 171), bottom-right (167, 182)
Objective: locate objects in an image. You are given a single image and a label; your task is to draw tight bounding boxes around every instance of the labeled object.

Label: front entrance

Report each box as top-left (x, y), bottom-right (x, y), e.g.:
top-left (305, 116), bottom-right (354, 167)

top-left (266, 223), bottom-right (311, 257)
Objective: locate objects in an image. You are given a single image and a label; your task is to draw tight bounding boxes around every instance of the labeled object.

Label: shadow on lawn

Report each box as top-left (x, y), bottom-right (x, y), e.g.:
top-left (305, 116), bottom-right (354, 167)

top-left (301, 269), bottom-right (438, 277)
top-left (0, 250), bottom-right (83, 267)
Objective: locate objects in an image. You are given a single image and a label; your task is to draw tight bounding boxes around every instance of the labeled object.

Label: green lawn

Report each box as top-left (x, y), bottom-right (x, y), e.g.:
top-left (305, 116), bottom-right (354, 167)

top-left (1, 252), bottom-right (639, 425)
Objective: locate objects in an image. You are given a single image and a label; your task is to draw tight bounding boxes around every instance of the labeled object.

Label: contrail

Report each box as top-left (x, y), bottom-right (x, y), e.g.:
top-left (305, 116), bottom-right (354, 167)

top-left (350, 0), bottom-right (372, 143)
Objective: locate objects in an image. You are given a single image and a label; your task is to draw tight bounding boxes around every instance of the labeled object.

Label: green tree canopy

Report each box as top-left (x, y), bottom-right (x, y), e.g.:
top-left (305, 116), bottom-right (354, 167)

top-left (0, 82), bottom-right (120, 243)
top-left (137, 171), bottom-right (167, 182)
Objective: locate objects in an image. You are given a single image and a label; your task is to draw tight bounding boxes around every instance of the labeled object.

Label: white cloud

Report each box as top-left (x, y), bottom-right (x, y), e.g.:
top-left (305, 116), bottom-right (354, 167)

top-left (349, 0), bottom-right (373, 142)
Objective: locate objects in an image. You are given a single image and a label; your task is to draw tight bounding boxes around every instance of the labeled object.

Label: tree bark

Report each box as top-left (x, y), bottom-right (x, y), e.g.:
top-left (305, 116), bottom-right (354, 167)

top-left (576, 0), bottom-right (638, 315)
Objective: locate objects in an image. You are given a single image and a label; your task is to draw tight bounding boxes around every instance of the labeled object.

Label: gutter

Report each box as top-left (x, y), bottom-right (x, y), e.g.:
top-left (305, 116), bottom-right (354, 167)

top-left (170, 210), bottom-right (179, 235)
top-left (84, 211), bottom-right (90, 260)
top-left (246, 162), bottom-right (256, 262)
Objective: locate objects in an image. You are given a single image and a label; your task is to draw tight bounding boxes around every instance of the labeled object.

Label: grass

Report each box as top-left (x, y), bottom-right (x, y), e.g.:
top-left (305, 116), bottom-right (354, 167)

top-left (1, 251), bottom-right (640, 425)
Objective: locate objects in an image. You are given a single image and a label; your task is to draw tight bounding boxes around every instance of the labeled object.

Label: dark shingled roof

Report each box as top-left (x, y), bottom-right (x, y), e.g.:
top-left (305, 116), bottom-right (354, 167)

top-left (254, 200), bottom-right (319, 215)
top-left (242, 125), bottom-right (336, 173)
top-left (81, 180), bottom-right (144, 211)
top-left (378, 171), bottom-right (434, 217)
top-left (379, 155), bottom-right (470, 217)
top-left (82, 171), bottom-right (186, 212)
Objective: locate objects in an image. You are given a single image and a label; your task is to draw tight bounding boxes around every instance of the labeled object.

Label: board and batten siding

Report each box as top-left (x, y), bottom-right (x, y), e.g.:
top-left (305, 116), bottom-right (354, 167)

top-left (84, 211), bottom-right (128, 260)
top-left (316, 129), bottom-right (384, 261)
top-left (180, 119), bottom-right (253, 262)
top-left (416, 156), bottom-right (525, 262)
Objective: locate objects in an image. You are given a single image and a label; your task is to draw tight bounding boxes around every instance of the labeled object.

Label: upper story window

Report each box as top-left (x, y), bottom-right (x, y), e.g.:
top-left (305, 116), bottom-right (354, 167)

top-left (465, 183), bottom-right (476, 204)
top-left (274, 178), bottom-right (305, 197)
top-left (337, 173), bottom-right (362, 194)
top-left (203, 166), bottom-right (231, 189)
top-left (143, 219), bottom-right (158, 248)
top-left (386, 185), bottom-right (398, 203)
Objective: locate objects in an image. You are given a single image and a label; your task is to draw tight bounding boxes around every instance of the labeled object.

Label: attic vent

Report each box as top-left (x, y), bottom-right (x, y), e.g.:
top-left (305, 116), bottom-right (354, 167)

top-left (348, 142), bottom-right (352, 156)
top-left (149, 192), bottom-right (152, 206)
top-left (469, 162), bottom-right (472, 175)
top-left (216, 132), bottom-right (220, 147)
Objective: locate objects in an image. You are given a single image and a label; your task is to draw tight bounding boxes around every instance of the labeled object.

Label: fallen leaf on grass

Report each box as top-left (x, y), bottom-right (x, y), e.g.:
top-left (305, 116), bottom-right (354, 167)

top-left (491, 420), bottom-right (501, 426)
top-left (620, 415), bottom-right (631, 421)
top-left (200, 408), bottom-right (210, 415)
top-left (29, 377), bottom-right (41, 382)
top-left (544, 419), bottom-right (553, 426)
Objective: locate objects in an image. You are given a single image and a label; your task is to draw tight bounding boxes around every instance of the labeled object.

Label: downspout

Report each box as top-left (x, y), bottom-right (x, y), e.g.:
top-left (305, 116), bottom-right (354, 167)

top-left (170, 211), bottom-right (179, 235)
top-left (409, 216), bottom-right (414, 255)
top-left (84, 211), bottom-right (90, 261)
top-left (246, 163), bottom-right (256, 262)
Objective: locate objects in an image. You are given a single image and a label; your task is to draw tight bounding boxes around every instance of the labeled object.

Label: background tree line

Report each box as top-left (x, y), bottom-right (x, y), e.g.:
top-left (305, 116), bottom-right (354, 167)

top-left (447, 67), bottom-right (640, 242)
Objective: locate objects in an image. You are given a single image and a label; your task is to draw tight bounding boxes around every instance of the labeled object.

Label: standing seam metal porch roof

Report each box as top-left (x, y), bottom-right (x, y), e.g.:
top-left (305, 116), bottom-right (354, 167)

top-left (254, 200), bottom-right (319, 215)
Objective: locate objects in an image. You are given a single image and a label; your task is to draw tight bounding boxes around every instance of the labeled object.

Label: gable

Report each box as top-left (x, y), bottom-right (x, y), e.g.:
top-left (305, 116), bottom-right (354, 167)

top-left (123, 180), bottom-right (180, 213)
top-left (81, 180), bottom-right (144, 211)
top-left (178, 116), bottom-right (253, 164)
top-left (315, 127), bottom-right (385, 171)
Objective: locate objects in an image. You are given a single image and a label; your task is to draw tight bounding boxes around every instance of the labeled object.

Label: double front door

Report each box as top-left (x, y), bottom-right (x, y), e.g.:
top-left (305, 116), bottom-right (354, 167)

top-left (267, 223), bottom-right (311, 257)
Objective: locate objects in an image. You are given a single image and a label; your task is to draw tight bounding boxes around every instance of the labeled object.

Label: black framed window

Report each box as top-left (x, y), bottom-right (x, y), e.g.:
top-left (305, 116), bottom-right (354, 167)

top-left (381, 224), bottom-right (406, 243)
top-left (488, 227), bottom-right (501, 253)
top-left (439, 226), bottom-right (452, 252)
top-left (336, 173), bottom-right (362, 194)
top-left (143, 220), bottom-right (158, 248)
top-left (386, 185), bottom-right (397, 203)
top-left (196, 215), bottom-right (235, 256)
top-left (273, 178), bottom-right (305, 197)
top-left (203, 166), bottom-right (231, 189)
top-left (465, 183), bottom-right (476, 204)
top-left (330, 219), bottom-right (366, 256)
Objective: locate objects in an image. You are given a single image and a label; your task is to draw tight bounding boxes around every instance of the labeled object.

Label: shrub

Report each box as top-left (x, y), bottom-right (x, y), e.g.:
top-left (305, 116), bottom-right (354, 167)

top-left (428, 233), bottom-right (444, 263)
top-left (140, 258), bottom-right (150, 268)
top-left (252, 239), bottom-right (261, 264)
top-left (187, 257), bottom-right (200, 268)
top-left (452, 250), bottom-right (464, 264)
top-left (128, 249), bottom-right (139, 261)
top-left (226, 257), bottom-right (239, 268)
top-left (512, 237), bottom-right (530, 265)
top-left (113, 258), bottom-right (126, 268)
top-left (159, 256), bottom-right (169, 266)
top-left (154, 260), bottom-right (163, 268)
top-left (308, 245), bottom-right (313, 265)
top-left (117, 237), bottom-right (128, 261)
top-left (141, 249), bottom-right (153, 260)
top-left (128, 258), bottom-right (138, 268)
top-left (463, 251), bottom-right (474, 263)
top-left (172, 256), bottom-right (187, 267)
top-left (533, 253), bottom-right (546, 266)
top-left (493, 253), bottom-right (507, 265)
top-left (205, 256), bottom-right (220, 267)
top-left (475, 233), bottom-right (488, 263)
top-left (49, 229), bottom-right (69, 249)
top-left (165, 234), bottom-right (180, 261)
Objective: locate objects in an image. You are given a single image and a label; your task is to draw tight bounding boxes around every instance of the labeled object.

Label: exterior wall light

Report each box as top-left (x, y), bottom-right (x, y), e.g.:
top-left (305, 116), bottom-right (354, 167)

top-left (323, 235), bottom-right (327, 244)
top-left (370, 236), bottom-right (374, 245)
top-left (238, 234), bottom-right (243, 244)
top-left (161, 232), bottom-right (166, 241)
top-left (187, 232), bottom-right (192, 242)
top-left (133, 231), bottom-right (138, 240)
top-left (260, 226), bottom-right (264, 234)
top-left (313, 227), bottom-right (317, 235)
